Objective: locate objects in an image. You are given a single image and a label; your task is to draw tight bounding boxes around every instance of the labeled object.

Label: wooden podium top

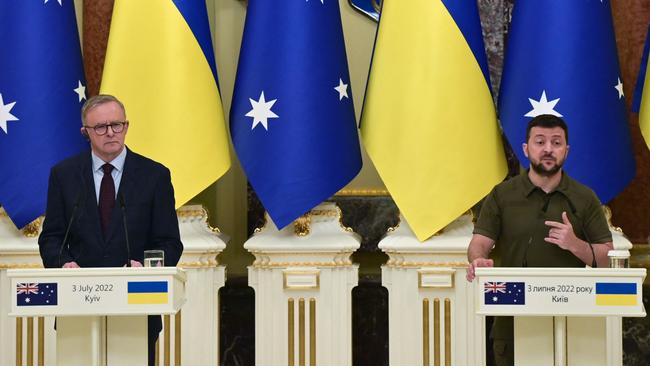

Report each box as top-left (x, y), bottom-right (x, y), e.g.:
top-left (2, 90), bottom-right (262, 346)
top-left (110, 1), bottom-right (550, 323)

top-left (475, 267), bottom-right (646, 317)
top-left (8, 267), bottom-right (186, 317)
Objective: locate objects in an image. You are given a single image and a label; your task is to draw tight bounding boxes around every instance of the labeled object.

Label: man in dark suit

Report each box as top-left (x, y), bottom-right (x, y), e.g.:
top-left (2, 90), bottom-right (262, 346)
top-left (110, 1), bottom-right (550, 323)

top-left (38, 94), bottom-right (183, 366)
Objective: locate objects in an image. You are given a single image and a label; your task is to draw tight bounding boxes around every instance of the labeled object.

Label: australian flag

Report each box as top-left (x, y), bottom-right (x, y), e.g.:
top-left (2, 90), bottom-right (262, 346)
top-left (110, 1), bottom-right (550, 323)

top-left (499, 1), bottom-right (635, 203)
top-left (484, 282), bottom-right (525, 305)
top-left (230, 0), bottom-right (362, 229)
top-left (17, 282), bottom-right (58, 306)
top-left (0, 1), bottom-right (88, 228)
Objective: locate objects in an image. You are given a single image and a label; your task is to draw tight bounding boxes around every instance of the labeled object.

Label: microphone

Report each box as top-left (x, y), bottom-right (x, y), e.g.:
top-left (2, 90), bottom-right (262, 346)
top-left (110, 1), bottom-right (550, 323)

top-left (58, 192), bottom-right (83, 268)
top-left (118, 193), bottom-right (132, 267)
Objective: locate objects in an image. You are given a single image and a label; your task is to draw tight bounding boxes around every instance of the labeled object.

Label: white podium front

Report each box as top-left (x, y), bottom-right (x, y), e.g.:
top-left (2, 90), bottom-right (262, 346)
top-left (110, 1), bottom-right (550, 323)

top-left (475, 267), bottom-right (646, 366)
top-left (7, 267), bottom-right (186, 366)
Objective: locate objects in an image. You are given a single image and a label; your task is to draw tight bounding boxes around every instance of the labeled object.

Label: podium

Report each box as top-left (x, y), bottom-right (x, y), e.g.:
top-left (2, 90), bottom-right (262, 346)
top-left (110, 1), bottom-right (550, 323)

top-left (7, 267), bottom-right (186, 366)
top-left (475, 267), bottom-right (646, 366)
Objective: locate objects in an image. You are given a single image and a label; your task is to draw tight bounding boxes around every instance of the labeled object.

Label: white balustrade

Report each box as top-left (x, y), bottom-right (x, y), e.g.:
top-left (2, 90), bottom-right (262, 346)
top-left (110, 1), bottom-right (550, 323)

top-left (245, 202), bottom-right (360, 366)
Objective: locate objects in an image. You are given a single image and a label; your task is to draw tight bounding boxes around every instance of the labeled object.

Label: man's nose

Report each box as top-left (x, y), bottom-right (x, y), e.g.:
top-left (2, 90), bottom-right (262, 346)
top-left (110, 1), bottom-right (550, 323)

top-left (105, 125), bottom-right (115, 136)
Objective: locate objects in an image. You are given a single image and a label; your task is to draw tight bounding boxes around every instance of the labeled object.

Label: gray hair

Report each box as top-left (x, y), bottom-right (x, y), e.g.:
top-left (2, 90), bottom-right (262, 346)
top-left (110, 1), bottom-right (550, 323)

top-left (81, 94), bottom-right (126, 125)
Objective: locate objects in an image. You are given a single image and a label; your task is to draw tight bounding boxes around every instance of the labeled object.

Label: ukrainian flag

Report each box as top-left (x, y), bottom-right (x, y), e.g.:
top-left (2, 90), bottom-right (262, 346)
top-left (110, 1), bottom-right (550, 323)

top-left (127, 281), bottom-right (169, 305)
top-left (636, 26), bottom-right (650, 150)
top-left (360, 0), bottom-right (507, 240)
top-left (101, 1), bottom-right (231, 207)
top-left (595, 282), bottom-right (637, 306)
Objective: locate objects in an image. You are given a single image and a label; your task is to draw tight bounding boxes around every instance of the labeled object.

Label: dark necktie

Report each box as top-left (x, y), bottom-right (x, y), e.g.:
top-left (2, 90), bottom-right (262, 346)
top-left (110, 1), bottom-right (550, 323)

top-left (99, 163), bottom-right (115, 236)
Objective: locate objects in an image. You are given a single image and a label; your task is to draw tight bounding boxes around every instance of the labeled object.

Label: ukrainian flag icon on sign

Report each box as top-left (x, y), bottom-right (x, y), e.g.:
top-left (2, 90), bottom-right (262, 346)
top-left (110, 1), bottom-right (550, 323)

top-left (127, 281), bottom-right (169, 305)
top-left (595, 283), bottom-right (637, 306)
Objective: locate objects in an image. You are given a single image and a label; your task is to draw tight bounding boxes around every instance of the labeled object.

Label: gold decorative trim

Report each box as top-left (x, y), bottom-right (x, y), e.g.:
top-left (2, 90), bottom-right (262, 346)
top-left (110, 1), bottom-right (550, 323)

top-left (174, 311), bottom-right (181, 366)
top-left (253, 262), bottom-right (354, 269)
top-left (38, 317), bottom-right (44, 366)
top-left (434, 299), bottom-right (440, 366)
top-left (177, 205), bottom-right (221, 234)
top-left (309, 298), bottom-right (316, 366)
top-left (155, 338), bottom-right (160, 366)
top-left (16, 317), bottom-right (23, 366)
top-left (22, 217), bottom-right (43, 238)
top-left (418, 270), bottom-right (455, 289)
top-left (385, 261), bottom-right (468, 269)
top-left (444, 299), bottom-right (451, 366)
top-left (299, 298), bottom-right (306, 366)
top-left (177, 259), bottom-right (219, 268)
top-left (27, 317), bottom-right (33, 366)
top-left (423, 299), bottom-right (430, 366)
top-left (283, 270), bottom-right (320, 290)
top-left (164, 315), bottom-right (170, 366)
top-left (288, 298), bottom-right (295, 366)
top-left (294, 214), bottom-right (311, 237)
top-left (335, 189), bottom-right (389, 196)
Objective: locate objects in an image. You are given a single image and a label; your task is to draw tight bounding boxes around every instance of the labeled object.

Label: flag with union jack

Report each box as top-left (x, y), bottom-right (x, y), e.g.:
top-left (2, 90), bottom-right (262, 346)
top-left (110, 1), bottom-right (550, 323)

top-left (484, 282), bottom-right (525, 305)
top-left (16, 282), bottom-right (57, 306)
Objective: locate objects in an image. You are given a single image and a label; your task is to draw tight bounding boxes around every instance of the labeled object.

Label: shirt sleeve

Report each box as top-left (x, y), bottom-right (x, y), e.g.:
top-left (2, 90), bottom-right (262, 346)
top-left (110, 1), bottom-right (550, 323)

top-left (582, 191), bottom-right (613, 244)
top-left (473, 187), bottom-right (501, 241)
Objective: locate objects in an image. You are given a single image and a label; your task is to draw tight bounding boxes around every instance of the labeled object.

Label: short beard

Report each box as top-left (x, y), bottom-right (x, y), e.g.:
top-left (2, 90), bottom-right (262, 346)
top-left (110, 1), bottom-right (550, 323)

top-left (530, 159), bottom-right (563, 177)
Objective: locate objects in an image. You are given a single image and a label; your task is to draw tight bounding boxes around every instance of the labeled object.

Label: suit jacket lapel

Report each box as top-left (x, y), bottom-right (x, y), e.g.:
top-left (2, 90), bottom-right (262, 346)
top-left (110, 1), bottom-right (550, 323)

top-left (80, 153), bottom-right (103, 245)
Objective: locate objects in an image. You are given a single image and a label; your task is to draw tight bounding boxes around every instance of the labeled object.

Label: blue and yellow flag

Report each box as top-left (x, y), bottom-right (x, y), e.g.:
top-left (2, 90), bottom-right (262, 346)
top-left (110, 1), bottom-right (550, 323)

top-left (0, 1), bottom-right (87, 228)
top-left (360, 0), bottom-right (507, 241)
top-left (230, 0), bottom-right (362, 228)
top-left (101, 1), bottom-right (230, 206)
top-left (595, 282), bottom-right (637, 306)
top-left (127, 281), bottom-right (168, 305)
top-left (499, 1), bottom-right (635, 203)
top-left (634, 26), bottom-right (650, 150)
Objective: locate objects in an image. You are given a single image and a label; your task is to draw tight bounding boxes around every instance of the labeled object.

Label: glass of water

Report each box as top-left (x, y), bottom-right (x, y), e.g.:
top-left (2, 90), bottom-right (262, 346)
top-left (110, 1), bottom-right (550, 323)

top-left (144, 250), bottom-right (165, 267)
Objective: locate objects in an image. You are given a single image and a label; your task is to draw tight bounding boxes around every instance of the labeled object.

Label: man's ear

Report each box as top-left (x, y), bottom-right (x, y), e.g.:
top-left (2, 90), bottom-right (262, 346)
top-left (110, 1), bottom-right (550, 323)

top-left (80, 127), bottom-right (89, 141)
top-left (522, 143), bottom-right (529, 158)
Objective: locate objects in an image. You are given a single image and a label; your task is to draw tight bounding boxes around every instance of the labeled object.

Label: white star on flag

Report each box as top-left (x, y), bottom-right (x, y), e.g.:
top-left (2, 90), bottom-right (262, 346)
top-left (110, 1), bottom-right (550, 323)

top-left (246, 91), bottom-right (279, 131)
top-left (525, 90), bottom-right (563, 117)
top-left (614, 77), bottom-right (624, 99)
top-left (0, 93), bottom-right (19, 134)
top-left (306, 0), bottom-right (325, 3)
top-left (44, 0), bottom-right (63, 5)
top-left (74, 81), bottom-right (86, 102)
top-left (334, 78), bottom-right (349, 100)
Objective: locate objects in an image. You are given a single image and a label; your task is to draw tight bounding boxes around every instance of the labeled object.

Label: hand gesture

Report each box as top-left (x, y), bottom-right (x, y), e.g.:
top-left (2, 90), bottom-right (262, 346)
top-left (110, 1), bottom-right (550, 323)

top-left (544, 211), bottom-right (581, 251)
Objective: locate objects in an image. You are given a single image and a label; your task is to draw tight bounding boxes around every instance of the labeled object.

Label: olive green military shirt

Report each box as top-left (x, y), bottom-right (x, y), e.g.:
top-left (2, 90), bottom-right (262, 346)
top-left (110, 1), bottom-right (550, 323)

top-left (474, 171), bottom-right (612, 341)
top-left (474, 171), bottom-right (612, 268)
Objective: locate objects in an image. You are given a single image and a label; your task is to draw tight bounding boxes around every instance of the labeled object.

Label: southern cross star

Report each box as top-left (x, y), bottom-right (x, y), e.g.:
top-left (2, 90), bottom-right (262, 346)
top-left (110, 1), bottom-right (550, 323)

top-left (334, 78), bottom-right (349, 100)
top-left (74, 81), bottom-right (86, 102)
top-left (0, 93), bottom-right (19, 134)
top-left (525, 90), bottom-right (563, 118)
top-left (614, 78), bottom-right (624, 99)
top-left (246, 91), bottom-right (279, 131)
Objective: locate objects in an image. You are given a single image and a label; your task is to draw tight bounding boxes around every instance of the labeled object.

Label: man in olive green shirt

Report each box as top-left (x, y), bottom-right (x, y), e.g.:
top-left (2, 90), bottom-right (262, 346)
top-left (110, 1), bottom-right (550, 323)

top-left (466, 114), bottom-right (613, 366)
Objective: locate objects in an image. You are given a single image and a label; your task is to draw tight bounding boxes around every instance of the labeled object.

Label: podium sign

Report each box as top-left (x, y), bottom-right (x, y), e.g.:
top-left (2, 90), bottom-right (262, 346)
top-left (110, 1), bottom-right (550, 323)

top-left (9, 267), bottom-right (185, 317)
top-left (7, 267), bottom-right (186, 366)
top-left (476, 267), bottom-right (646, 317)
top-left (475, 267), bottom-right (646, 366)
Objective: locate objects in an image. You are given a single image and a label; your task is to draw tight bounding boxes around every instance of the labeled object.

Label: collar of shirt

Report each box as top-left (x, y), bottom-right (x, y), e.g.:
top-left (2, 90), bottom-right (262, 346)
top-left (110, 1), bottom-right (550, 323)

top-left (91, 148), bottom-right (127, 203)
top-left (520, 169), bottom-right (570, 197)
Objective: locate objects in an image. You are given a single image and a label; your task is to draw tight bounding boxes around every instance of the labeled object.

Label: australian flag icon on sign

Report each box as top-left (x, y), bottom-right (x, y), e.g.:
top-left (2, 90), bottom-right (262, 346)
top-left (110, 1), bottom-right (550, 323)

top-left (16, 283), bottom-right (58, 306)
top-left (484, 282), bottom-right (525, 305)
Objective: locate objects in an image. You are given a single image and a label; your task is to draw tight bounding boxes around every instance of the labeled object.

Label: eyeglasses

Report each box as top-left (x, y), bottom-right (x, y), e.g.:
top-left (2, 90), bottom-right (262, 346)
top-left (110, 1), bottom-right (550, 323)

top-left (83, 121), bottom-right (128, 136)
